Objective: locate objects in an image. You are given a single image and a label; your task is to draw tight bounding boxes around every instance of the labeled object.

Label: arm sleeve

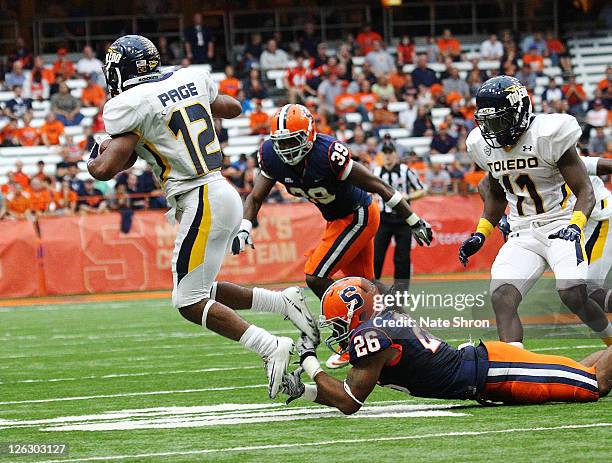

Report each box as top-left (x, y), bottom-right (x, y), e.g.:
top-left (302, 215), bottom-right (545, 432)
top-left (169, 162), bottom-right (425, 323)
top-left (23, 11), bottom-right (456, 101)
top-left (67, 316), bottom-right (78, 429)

top-left (465, 130), bottom-right (488, 171)
top-left (202, 71), bottom-right (219, 105)
top-left (103, 98), bottom-right (144, 138)
top-left (580, 155), bottom-right (600, 176)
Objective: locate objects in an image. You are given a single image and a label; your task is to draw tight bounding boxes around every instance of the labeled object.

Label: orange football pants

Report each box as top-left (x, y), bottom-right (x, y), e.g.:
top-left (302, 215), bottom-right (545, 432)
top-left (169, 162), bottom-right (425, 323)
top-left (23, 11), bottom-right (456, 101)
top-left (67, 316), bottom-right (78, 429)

top-left (482, 341), bottom-right (599, 404)
top-left (304, 202), bottom-right (380, 279)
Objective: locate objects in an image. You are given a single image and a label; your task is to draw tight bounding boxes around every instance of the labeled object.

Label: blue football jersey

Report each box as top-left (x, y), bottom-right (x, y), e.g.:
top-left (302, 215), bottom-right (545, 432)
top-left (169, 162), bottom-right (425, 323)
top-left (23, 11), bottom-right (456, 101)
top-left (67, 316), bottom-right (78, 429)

top-left (258, 134), bottom-right (371, 221)
top-left (348, 311), bottom-right (488, 400)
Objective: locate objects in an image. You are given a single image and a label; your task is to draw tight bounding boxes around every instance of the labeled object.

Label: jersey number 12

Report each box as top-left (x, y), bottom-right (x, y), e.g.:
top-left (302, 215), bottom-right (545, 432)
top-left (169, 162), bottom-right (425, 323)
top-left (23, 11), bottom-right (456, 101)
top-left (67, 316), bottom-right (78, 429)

top-left (168, 102), bottom-right (222, 175)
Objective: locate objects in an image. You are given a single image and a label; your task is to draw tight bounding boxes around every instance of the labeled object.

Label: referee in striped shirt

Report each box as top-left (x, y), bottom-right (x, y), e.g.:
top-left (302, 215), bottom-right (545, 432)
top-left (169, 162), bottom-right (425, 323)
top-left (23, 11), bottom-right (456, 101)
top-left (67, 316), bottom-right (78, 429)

top-left (373, 142), bottom-right (427, 290)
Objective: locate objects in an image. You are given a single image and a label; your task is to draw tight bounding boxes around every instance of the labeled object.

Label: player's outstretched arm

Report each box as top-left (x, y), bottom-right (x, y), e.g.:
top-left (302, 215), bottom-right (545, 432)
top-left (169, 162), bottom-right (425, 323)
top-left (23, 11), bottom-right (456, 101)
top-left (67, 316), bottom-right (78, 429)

top-left (549, 146), bottom-right (595, 242)
top-left (87, 133), bottom-right (139, 181)
top-left (210, 95), bottom-right (242, 119)
top-left (346, 161), bottom-right (433, 245)
top-left (459, 173), bottom-right (507, 266)
top-left (232, 173), bottom-right (276, 255)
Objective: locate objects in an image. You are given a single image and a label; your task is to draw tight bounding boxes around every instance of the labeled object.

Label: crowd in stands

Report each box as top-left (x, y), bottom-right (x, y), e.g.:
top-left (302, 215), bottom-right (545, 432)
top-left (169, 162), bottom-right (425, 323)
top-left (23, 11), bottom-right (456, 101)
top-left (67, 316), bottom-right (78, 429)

top-left (1, 15), bottom-right (611, 222)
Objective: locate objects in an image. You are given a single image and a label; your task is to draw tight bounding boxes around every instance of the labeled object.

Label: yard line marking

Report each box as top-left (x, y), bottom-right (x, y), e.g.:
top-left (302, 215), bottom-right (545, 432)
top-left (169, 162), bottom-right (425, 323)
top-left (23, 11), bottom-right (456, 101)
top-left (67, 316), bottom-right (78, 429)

top-left (0, 366), bottom-right (261, 385)
top-left (530, 344), bottom-right (601, 352)
top-left (36, 423), bottom-right (612, 462)
top-left (0, 384), bottom-right (268, 405)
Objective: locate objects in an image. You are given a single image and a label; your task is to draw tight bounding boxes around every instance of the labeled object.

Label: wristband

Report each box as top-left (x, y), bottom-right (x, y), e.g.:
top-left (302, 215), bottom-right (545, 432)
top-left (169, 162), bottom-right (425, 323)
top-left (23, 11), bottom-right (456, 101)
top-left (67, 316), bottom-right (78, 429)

top-left (569, 211), bottom-right (587, 230)
top-left (385, 191), bottom-right (403, 209)
top-left (406, 212), bottom-right (420, 226)
top-left (476, 217), bottom-right (494, 238)
top-left (239, 218), bottom-right (253, 233)
top-left (302, 384), bottom-right (318, 402)
top-left (302, 355), bottom-right (323, 380)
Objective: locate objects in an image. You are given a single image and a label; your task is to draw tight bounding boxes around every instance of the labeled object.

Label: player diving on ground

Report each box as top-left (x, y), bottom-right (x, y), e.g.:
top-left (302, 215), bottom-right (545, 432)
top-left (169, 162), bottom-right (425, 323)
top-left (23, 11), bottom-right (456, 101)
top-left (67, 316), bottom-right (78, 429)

top-left (87, 35), bottom-right (319, 399)
top-left (280, 278), bottom-right (612, 412)
top-left (458, 75), bottom-right (612, 348)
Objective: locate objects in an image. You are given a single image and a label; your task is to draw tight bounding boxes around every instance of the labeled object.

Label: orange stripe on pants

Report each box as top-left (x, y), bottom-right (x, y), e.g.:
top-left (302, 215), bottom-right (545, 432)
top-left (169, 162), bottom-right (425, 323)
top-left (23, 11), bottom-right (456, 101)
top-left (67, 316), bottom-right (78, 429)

top-left (482, 341), bottom-right (599, 404)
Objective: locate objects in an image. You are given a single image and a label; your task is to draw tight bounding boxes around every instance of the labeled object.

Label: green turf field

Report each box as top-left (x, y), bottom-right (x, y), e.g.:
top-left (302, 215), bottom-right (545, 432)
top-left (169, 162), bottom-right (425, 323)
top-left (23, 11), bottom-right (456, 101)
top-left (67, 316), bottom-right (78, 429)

top-left (0, 289), bottom-right (610, 463)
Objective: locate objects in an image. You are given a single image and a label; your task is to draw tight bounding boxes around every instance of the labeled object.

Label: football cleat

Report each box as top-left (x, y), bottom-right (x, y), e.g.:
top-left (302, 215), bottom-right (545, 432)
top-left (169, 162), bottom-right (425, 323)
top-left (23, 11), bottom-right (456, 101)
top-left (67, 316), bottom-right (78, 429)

top-left (282, 287), bottom-right (320, 345)
top-left (264, 336), bottom-right (294, 399)
top-left (325, 351), bottom-right (350, 369)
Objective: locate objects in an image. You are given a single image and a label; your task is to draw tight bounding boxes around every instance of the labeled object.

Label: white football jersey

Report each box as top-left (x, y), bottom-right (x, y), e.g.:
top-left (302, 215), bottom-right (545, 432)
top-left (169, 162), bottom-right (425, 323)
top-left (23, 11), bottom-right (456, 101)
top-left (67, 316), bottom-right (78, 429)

top-left (467, 113), bottom-right (582, 226)
top-left (580, 156), bottom-right (612, 222)
top-left (103, 67), bottom-right (223, 200)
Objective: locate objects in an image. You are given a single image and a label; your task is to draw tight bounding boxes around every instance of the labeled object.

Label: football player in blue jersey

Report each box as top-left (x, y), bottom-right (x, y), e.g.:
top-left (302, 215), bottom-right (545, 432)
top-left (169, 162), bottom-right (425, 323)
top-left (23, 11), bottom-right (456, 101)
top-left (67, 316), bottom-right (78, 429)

top-left (279, 277), bottom-right (612, 411)
top-left (234, 103), bottom-right (434, 368)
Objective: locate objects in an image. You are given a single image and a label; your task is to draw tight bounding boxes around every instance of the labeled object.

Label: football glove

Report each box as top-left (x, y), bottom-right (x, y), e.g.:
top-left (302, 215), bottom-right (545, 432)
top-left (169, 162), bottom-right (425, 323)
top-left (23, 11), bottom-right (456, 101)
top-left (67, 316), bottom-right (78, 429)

top-left (459, 232), bottom-right (486, 267)
top-left (281, 367), bottom-right (306, 404)
top-left (498, 215), bottom-right (511, 242)
top-left (296, 334), bottom-right (317, 363)
top-left (548, 224), bottom-right (581, 242)
top-left (406, 214), bottom-right (433, 246)
top-left (231, 219), bottom-right (254, 255)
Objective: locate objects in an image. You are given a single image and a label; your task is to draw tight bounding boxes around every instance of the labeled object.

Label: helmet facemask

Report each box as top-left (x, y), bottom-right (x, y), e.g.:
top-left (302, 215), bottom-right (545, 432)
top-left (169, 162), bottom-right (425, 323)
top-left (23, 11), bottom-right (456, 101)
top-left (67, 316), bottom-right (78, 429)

top-left (475, 91), bottom-right (532, 149)
top-left (271, 129), bottom-right (312, 165)
top-left (319, 314), bottom-right (354, 355)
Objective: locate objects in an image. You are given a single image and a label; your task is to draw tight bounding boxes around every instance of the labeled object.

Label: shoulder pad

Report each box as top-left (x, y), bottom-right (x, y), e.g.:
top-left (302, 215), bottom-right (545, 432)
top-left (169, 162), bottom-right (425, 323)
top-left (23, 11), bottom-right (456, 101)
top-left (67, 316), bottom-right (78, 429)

top-left (348, 325), bottom-right (393, 364)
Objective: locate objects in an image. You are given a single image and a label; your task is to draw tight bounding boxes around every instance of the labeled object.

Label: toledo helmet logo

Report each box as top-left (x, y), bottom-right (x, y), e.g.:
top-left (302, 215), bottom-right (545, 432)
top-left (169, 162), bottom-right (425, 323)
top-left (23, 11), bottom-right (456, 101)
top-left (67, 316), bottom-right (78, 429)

top-left (505, 84), bottom-right (528, 105)
top-left (105, 48), bottom-right (122, 65)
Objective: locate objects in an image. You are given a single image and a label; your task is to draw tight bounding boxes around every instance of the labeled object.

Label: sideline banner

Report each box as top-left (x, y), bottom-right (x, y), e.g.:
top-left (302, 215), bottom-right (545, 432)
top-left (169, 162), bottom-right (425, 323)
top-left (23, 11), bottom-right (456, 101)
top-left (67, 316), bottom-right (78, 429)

top-left (28, 195), bottom-right (501, 296)
top-left (0, 220), bottom-right (39, 297)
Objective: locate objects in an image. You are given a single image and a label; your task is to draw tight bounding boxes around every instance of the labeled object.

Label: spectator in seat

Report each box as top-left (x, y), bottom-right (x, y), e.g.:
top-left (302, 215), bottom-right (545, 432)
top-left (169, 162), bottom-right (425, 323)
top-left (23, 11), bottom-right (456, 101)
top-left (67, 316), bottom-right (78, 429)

top-left (249, 100), bottom-right (270, 135)
top-left (515, 62), bottom-right (536, 92)
top-left (53, 179), bottom-right (77, 215)
top-left (13, 161), bottom-right (30, 188)
top-left (541, 77), bottom-right (563, 103)
top-left (467, 68), bottom-right (484, 97)
top-left (424, 36), bottom-right (439, 63)
top-left (589, 126), bottom-right (609, 156)
top-left (372, 99), bottom-right (398, 133)
top-left (449, 160), bottom-right (467, 194)
top-left (16, 113), bottom-right (40, 147)
top-left (184, 13), bottom-right (215, 64)
top-left (4, 85), bottom-right (32, 119)
top-left (52, 48), bottom-right (75, 79)
top-left (5, 61), bottom-right (26, 88)
top-left (425, 163), bottom-right (451, 195)
top-left (562, 74), bottom-right (587, 116)
top-left (158, 36), bottom-right (178, 66)
top-left (76, 45), bottom-right (104, 84)
top-left (334, 118), bottom-right (352, 143)
top-left (365, 40), bottom-right (395, 76)
top-left (28, 177), bottom-right (52, 216)
top-left (285, 54), bottom-right (316, 104)
top-left (317, 72), bottom-right (344, 116)
top-left (585, 98), bottom-right (609, 129)
top-left (437, 29), bottom-right (462, 62)
top-left (81, 73), bottom-right (106, 107)
top-left (336, 43), bottom-right (353, 78)
top-left (545, 31), bottom-right (567, 68)
top-left (356, 24), bottom-right (382, 56)
top-left (521, 31), bottom-right (547, 55)
top-left (442, 67), bottom-right (470, 101)
top-left (259, 39), bottom-right (289, 71)
top-left (398, 92), bottom-right (418, 133)
top-left (243, 69), bottom-right (268, 101)
top-left (480, 33), bottom-right (504, 60)
top-left (0, 120), bottom-right (19, 147)
top-left (522, 45), bottom-right (545, 74)
top-left (51, 82), bottom-right (83, 126)
top-left (219, 64), bottom-right (241, 98)
top-left (396, 35), bottom-right (415, 65)
top-left (6, 183), bottom-right (32, 220)
top-left (597, 66), bottom-right (612, 97)
top-left (500, 41), bottom-right (519, 75)
top-left (59, 135), bottom-right (84, 164)
top-left (430, 122), bottom-right (457, 154)
top-left (78, 178), bottom-right (107, 214)
top-left (40, 112), bottom-right (65, 146)
top-left (372, 74), bottom-right (396, 102)
top-left (298, 22), bottom-right (320, 58)
top-left (412, 106), bottom-right (434, 137)
top-left (411, 53), bottom-right (438, 88)
top-left (9, 37), bottom-right (32, 69)
top-left (33, 160), bottom-right (52, 184)
top-left (389, 68), bottom-right (408, 96)
top-left (243, 32), bottom-right (264, 69)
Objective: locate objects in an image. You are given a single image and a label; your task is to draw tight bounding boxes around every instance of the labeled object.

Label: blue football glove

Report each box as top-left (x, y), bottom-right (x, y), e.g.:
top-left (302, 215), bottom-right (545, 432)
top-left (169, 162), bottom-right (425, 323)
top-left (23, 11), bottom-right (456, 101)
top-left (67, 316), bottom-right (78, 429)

top-left (459, 232), bottom-right (486, 267)
top-left (548, 224), bottom-right (582, 242)
top-left (498, 215), bottom-right (510, 242)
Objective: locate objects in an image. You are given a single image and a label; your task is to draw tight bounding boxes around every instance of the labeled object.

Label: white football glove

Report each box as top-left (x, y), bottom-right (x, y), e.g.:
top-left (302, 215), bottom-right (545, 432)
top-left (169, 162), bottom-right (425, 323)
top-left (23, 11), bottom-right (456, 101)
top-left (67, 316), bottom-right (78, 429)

top-left (281, 367), bottom-right (306, 404)
top-left (406, 213), bottom-right (433, 246)
top-left (231, 219), bottom-right (254, 255)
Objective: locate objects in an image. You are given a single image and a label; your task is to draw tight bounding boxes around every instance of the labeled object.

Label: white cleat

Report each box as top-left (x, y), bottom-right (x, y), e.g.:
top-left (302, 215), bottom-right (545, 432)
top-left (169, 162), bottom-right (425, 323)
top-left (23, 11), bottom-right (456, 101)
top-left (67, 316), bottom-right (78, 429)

top-left (264, 336), bottom-right (294, 399)
top-left (282, 286), bottom-right (320, 345)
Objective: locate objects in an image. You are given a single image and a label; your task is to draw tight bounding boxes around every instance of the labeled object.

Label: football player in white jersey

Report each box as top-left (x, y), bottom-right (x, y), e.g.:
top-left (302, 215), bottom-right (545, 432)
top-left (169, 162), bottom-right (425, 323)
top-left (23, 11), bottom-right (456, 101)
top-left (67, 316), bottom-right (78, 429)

top-left (459, 75), bottom-right (612, 347)
top-left (87, 35), bottom-right (319, 399)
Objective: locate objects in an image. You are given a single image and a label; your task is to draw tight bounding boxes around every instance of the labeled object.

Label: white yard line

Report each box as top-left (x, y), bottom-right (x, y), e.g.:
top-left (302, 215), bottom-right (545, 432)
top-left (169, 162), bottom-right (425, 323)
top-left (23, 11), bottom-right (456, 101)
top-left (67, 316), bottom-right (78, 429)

top-left (0, 365), bottom-right (260, 385)
top-left (0, 384), bottom-right (268, 405)
top-left (36, 423), bottom-right (612, 462)
top-left (530, 344), bottom-right (601, 352)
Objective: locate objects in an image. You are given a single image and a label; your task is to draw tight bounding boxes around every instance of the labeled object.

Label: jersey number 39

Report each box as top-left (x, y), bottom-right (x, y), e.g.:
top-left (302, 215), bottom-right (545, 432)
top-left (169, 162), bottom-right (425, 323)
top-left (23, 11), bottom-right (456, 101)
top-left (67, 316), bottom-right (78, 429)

top-left (168, 102), bottom-right (222, 175)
